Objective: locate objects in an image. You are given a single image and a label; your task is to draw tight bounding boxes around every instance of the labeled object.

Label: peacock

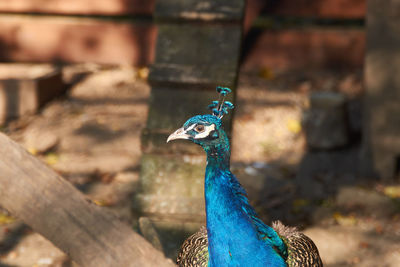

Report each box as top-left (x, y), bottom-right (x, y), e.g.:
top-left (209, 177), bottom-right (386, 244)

top-left (167, 87), bottom-right (323, 267)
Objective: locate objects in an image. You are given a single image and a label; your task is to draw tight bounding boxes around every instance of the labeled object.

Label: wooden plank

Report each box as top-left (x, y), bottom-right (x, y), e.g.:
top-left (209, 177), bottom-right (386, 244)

top-left (0, 15), bottom-right (156, 65)
top-left (0, 132), bottom-right (176, 267)
top-left (149, 24), bottom-right (241, 86)
top-left (364, 0), bottom-right (400, 179)
top-left (242, 28), bottom-right (365, 71)
top-left (263, 0), bottom-right (366, 18)
top-left (0, 0), bottom-right (154, 15)
top-left (154, 0), bottom-right (245, 21)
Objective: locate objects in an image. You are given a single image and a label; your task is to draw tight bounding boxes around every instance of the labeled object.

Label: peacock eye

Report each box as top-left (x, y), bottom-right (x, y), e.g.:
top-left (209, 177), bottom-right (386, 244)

top-left (194, 124), bottom-right (205, 132)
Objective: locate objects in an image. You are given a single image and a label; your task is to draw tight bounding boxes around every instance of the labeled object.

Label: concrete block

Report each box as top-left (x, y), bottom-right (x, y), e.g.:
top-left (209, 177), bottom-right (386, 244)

top-left (149, 24), bottom-right (242, 87)
top-left (134, 153), bottom-right (206, 217)
top-left (302, 92), bottom-right (349, 150)
top-left (0, 64), bottom-right (64, 124)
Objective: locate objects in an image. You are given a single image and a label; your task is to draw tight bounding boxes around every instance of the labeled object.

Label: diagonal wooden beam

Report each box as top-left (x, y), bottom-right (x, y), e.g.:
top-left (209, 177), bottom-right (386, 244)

top-left (0, 132), bottom-right (176, 267)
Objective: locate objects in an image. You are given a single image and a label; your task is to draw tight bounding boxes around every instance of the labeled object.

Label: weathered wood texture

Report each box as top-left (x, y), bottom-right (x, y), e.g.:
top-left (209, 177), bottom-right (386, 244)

top-left (0, 132), bottom-right (176, 267)
top-left (0, 15), bottom-right (156, 65)
top-left (242, 29), bottom-right (365, 71)
top-left (0, 64), bottom-right (64, 124)
top-left (364, 0), bottom-right (400, 179)
top-left (0, 0), bottom-right (155, 15)
top-left (155, 0), bottom-right (245, 21)
top-left (149, 24), bottom-right (242, 87)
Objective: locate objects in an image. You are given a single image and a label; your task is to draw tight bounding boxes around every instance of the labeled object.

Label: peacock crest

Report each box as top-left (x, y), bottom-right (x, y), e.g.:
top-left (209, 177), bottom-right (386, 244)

top-left (207, 86), bottom-right (234, 118)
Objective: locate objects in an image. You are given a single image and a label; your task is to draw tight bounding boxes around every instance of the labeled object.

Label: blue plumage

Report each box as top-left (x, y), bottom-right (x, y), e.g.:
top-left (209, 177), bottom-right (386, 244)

top-left (204, 147), bottom-right (286, 266)
top-left (169, 87), bottom-right (323, 267)
top-left (168, 114), bottom-right (286, 266)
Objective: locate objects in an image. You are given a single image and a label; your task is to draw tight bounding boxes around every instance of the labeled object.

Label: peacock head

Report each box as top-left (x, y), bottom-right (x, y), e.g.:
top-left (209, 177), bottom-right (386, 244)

top-left (167, 87), bottom-right (234, 150)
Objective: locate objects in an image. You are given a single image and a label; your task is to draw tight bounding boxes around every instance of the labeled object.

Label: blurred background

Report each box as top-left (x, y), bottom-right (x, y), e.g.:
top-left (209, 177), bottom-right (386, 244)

top-left (0, 0), bottom-right (399, 266)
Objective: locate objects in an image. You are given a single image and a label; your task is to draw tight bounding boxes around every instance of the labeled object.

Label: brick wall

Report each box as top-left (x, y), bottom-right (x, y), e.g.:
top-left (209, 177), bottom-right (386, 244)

top-left (0, 0), bottom-right (366, 70)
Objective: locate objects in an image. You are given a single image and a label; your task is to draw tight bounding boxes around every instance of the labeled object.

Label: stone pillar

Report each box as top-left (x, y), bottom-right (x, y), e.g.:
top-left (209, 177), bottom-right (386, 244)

top-left (133, 0), bottom-right (245, 259)
top-left (364, 1), bottom-right (400, 180)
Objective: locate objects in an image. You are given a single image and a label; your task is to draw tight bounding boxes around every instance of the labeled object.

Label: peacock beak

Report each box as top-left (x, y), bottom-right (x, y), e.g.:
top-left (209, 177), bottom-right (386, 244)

top-left (167, 127), bottom-right (190, 143)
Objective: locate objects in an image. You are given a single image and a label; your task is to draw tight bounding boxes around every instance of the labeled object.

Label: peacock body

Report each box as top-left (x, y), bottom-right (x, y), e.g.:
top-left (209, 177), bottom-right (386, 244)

top-left (168, 87), bottom-right (323, 267)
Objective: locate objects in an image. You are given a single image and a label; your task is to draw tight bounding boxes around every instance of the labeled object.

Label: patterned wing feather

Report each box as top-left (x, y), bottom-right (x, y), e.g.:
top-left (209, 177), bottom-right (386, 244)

top-left (177, 226), bottom-right (209, 267)
top-left (272, 221), bottom-right (323, 267)
top-left (177, 223), bottom-right (323, 267)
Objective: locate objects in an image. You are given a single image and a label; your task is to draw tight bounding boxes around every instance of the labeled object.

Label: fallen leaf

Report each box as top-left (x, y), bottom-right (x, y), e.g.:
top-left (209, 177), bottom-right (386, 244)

top-left (258, 67), bottom-right (275, 80)
top-left (44, 153), bottom-right (59, 165)
top-left (27, 147), bottom-right (38, 155)
top-left (93, 199), bottom-right (114, 207)
top-left (137, 67), bottom-right (149, 79)
top-left (0, 213), bottom-right (16, 225)
top-left (383, 185), bottom-right (400, 199)
top-left (333, 212), bottom-right (357, 226)
top-left (286, 119), bottom-right (302, 134)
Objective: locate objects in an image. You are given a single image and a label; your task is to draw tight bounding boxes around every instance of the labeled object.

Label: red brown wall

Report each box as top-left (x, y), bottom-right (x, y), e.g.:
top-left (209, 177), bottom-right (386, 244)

top-left (0, 0), bottom-right (366, 70)
top-left (0, 0), bottom-right (155, 15)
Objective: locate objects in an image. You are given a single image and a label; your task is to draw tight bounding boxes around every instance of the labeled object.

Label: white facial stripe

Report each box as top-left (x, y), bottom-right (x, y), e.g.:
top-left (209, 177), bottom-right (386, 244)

top-left (184, 124), bottom-right (196, 134)
top-left (194, 124), bottom-right (216, 139)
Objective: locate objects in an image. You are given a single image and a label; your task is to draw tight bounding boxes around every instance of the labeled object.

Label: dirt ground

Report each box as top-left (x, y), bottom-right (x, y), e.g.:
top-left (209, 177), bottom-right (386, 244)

top-left (0, 65), bottom-right (399, 266)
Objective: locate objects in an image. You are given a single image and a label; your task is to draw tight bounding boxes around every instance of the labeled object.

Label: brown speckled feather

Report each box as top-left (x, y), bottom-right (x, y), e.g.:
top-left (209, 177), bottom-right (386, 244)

top-left (272, 221), bottom-right (323, 267)
top-left (177, 222), bottom-right (323, 267)
top-left (177, 226), bottom-right (208, 267)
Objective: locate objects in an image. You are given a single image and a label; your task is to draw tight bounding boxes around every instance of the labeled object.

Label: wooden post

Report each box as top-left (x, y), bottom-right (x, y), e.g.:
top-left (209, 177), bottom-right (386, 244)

top-left (0, 132), bottom-right (175, 267)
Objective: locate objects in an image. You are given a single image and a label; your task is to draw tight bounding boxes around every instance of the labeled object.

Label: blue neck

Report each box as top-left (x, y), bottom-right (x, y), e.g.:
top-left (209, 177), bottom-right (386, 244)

top-left (202, 132), bottom-right (286, 267)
